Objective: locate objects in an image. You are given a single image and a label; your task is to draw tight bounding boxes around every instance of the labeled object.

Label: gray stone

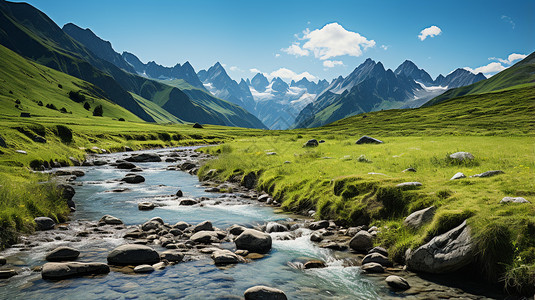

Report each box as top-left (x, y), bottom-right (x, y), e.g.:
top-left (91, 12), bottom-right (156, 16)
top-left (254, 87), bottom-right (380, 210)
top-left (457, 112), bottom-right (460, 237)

top-left (303, 139), bottom-right (319, 147)
top-left (406, 220), bottom-right (474, 273)
top-left (449, 152), bottom-right (474, 161)
top-left (362, 252), bottom-right (392, 267)
top-left (368, 246), bottom-right (388, 257)
top-left (303, 260), bottom-right (326, 269)
top-left (138, 202), bottom-right (155, 210)
top-left (0, 256), bottom-right (6, 265)
top-left (308, 220), bottom-right (329, 230)
top-left (190, 231), bottom-right (219, 244)
top-left (356, 136), bottom-right (383, 144)
top-left (244, 285), bottom-right (287, 300)
top-left (176, 190), bottom-right (183, 197)
top-left (42, 262), bottom-right (109, 279)
top-left (193, 220), bottom-right (213, 232)
top-left (122, 174), bottom-right (145, 184)
top-left (117, 162), bottom-right (136, 169)
top-left (396, 182), bottom-right (422, 188)
top-left (265, 222), bottom-right (287, 233)
top-left (257, 194), bottom-right (271, 202)
top-left (34, 217), bottom-right (55, 230)
top-left (310, 232), bottom-right (323, 242)
top-left (46, 246), bottom-right (80, 262)
top-left (179, 198), bottom-right (197, 206)
top-left (107, 244), bottom-right (160, 266)
top-left (228, 224), bottom-right (246, 235)
top-left (402, 167), bottom-right (417, 173)
top-left (160, 251), bottom-right (184, 262)
top-left (68, 157), bottom-right (81, 166)
top-left (211, 249), bottom-right (242, 265)
top-left (403, 206), bottom-right (436, 229)
top-left (99, 215), bottom-right (123, 225)
top-left (349, 230), bottom-right (373, 252)
top-left (500, 197), bottom-right (529, 204)
top-left (242, 172), bottom-right (257, 189)
top-left (134, 264), bottom-right (154, 273)
top-left (450, 172), bottom-right (466, 180)
top-left (470, 170), bottom-right (504, 178)
top-left (235, 229), bottom-right (272, 253)
top-left (173, 221), bottom-right (190, 231)
top-left (361, 262), bottom-right (385, 273)
top-left (385, 275), bottom-right (410, 290)
top-left (125, 153), bottom-right (161, 162)
top-left (0, 269), bottom-right (17, 279)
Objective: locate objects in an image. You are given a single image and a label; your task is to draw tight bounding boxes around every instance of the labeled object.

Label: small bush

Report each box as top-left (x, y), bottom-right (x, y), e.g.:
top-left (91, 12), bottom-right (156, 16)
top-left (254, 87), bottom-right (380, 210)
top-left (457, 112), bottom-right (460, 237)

top-left (93, 105), bottom-right (103, 117)
top-left (45, 103), bottom-right (57, 110)
top-left (83, 102), bottom-right (90, 110)
top-left (15, 99), bottom-right (21, 104)
top-left (58, 84), bottom-right (63, 89)
top-left (37, 101), bottom-right (43, 106)
top-left (56, 125), bottom-right (73, 143)
top-left (60, 107), bottom-right (68, 113)
top-left (118, 118), bottom-right (125, 122)
top-left (68, 90), bottom-right (86, 103)
top-left (158, 132), bottom-right (171, 141)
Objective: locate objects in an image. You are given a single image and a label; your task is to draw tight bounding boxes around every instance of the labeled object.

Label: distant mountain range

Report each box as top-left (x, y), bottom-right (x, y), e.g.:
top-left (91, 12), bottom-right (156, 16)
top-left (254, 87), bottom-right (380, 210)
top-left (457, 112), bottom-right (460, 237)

top-left (291, 58), bottom-right (486, 128)
top-left (0, 0), bottom-right (266, 129)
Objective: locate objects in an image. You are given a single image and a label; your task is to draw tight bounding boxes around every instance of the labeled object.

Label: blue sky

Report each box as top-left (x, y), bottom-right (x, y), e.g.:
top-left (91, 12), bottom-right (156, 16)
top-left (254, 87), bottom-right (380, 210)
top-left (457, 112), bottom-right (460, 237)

top-left (16, 0), bottom-right (535, 83)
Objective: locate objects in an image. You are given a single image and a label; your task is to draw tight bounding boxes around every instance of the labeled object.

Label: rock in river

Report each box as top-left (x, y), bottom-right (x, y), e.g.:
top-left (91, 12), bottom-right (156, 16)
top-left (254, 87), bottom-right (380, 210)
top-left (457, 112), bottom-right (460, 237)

top-left (99, 215), bottom-right (123, 225)
top-left (244, 285), bottom-right (287, 300)
top-left (34, 217), bottom-right (55, 230)
top-left (42, 262), bottom-right (109, 279)
top-left (406, 220), bottom-right (474, 273)
top-left (0, 269), bottom-right (17, 279)
top-left (308, 220), bottom-right (329, 230)
top-left (211, 249), bottom-right (243, 265)
top-left (133, 264), bottom-right (154, 273)
top-left (349, 230), bottom-right (373, 252)
top-left (235, 229), bottom-right (272, 253)
top-left (122, 174), bottom-right (145, 184)
top-left (193, 220), bottom-right (213, 232)
top-left (385, 275), bottom-right (410, 290)
top-left (125, 153), bottom-right (161, 163)
top-left (138, 202), bottom-right (155, 211)
top-left (46, 246), bottom-right (80, 262)
top-left (107, 244), bottom-right (160, 266)
top-left (362, 252), bottom-right (392, 267)
top-left (361, 262), bottom-right (385, 273)
top-left (160, 250), bottom-right (184, 263)
top-left (117, 162), bottom-right (136, 169)
top-left (190, 231), bottom-right (219, 244)
top-left (265, 222), bottom-right (287, 233)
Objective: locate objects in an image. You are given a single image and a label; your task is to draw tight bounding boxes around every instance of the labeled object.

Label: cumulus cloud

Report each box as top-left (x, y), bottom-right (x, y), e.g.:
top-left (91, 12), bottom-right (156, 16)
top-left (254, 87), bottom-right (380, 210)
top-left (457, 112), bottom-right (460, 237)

top-left (249, 68), bottom-right (262, 74)
top-left (418, 25), bottom-right (442, 41)
top-left (275, 53), bottom-right (281, 58)
top-left (269, 68), bottom-right (317, 81)
top-left (300, 23), bottom-right (375, 60)
top-left (464, 62), bottom-right (506, 76)
top-left (381, 45), bottom-right (389, 50)
top-left (490, 53), bottom-right (527, 65)
top-left (323, 60), bottom-right (344, 68)
top-left (282, 43), bottom-right (309, 57)
top-left (229, 66), bottom-right (242, 72)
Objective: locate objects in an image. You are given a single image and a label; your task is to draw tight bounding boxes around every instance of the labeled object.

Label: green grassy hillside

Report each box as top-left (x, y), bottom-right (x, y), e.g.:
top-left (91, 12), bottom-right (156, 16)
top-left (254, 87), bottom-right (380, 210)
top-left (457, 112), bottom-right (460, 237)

top-left (424, 51), bottom-right (535, 106)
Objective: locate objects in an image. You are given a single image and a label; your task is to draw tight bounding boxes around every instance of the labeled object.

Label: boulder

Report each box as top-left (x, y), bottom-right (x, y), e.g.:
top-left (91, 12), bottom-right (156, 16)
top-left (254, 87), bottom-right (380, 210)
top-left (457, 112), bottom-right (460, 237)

top-left (45, 246), bottom-right (80, 262)
top-left (180, 162), bottom-right (196, 171)
top-left (99, 215), bottom-right (123, 225)
top-left (0, 256), bottom-right (6, 265)
top-left (138, 202), bottom-right (155, 211)
top-left (160, 251), bottom-right (184, 262)
top-left (173, 221), bottom-right (190, 231)
top-left (303, 260), bottom-right (326, 269)
top-left (242, 172), bottom-right (257, 189)
top-left (107, 244), bottom-right (160, 266)
top-left (349, 230), bottom-right (373, 252)
top-left (235, 229), bottom-right (272, 253)
top-left (396, 182), bottom-right (422, 188)
top-left (500, 197), bottom-right (529, 204)
top-left (449, 152), bottom-right (474, 162)
top-left (265, 222), bottom-right (287, 233)
top-left (68, 157), bottom-right (81, 166)
top-left (117, 162), bottom-right (136, 169)
top-left (470, 170), bottom-right (504, 178)
top-left (125, 153), bottom-right (161, 163)
top-left (190, 231), bottom-right (219, 244)
top-left (406, 220), bottom-right (474, 273)
top-left (361, 262), bottom-right (385, 273)
top-left (356, 136), bottom-right (383, 144)
top-left (308, 220), bottom-right (329, 230)
top-left (193, 123), bottom-right (203, 128)
top-left (193, 221), bottom-right (213, 233)
top-left (228, 224), bottom-right (246, 235)
top-left (244, 286), bottom-right (287, 300)
top-left (368, 246), bottom-right (388, 257)
top-left (42, 262), bottom-right (109, 279)
top-left (257, 194), bottom-right (271, 202)
top-left (179, 199), bottom-right (197, 206)
top-left (133, 264), bottom-right (154, 273)
top-left (121, 174), bottom-right (145, 184)
top-left (385, 275), bottom-right (410, 290)
top-left (124, 146), bottom-right (133, 152)
top-left (0, 269), bottom-right (17, 279)
top-left (450, 172), bottom-right (466, 180)
top-left (57, 184), bottom-right (76, 209)
top-left (176, 190), bottom-right (183, 197)
top-left (211, 250), bottom-right (242, 265)
top-left (310, 232), bottom-right (323, 242)
top-left (34, 217), bottom-right (55, 230)
top-left (303, 139), bottom-right (319, 147)
top-left (362, 252), bottom-right (392, 267)
top-left (403, 206), bottom-right (436, 229)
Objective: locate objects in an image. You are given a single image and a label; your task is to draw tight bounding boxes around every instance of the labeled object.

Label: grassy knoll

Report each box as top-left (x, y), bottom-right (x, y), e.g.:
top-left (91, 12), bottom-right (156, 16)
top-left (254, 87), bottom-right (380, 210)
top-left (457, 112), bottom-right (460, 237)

top-left (198, 86), bottom-right (535, 293)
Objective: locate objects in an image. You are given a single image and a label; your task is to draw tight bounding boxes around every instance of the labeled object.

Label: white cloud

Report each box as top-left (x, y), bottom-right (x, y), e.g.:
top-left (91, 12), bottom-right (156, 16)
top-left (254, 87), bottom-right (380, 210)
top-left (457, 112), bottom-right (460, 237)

top-left (418, 25), bottom-right (442, 41)
top-left (275, 53), bottom-right (281, 58)
top-left (221, 63), bottom-right (227, 67)
top-left (323, 60), bottom-right (344, 68)
top-left (501, 15), bottom-right (515, 29)
top-left (249, 68), bottom-right (262, 74)
top-left (381, 45), bottom-right (389, 50)
top-left (464, 62), bottom-right (506, 76)
top-left (268, 68), bottom-right (317, 81)
top-left (490, 53), bottom-right (527, 65)
top-left (288, 23), bottom-right (375, 60)
top-left (282, 43), bottom-right (309, 57)
top-left (229, 66), bottom-right (242, 72)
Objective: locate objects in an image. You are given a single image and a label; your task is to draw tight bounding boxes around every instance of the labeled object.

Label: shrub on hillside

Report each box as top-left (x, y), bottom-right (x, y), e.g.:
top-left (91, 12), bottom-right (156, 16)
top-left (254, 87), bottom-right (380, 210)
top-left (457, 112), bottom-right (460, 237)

top-left (68, 90), bottom-right (86, 103)
top-left (37, 101), bottom-right (43, 106)
top-left (45, 103), bottom-right (57, 110)
top-left (83, 102), bottom-right (90, 110)
top-left (93, 105), bottom-right (103, 117)
top-left (55, 125), bottom-right (73, 143)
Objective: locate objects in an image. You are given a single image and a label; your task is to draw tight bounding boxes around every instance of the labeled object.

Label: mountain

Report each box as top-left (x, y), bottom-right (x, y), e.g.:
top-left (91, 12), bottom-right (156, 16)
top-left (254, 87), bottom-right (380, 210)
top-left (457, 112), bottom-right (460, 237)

top-left (62, 23), bottom-right (136, 74)
top-left (292, 58), bottom-right (487, 128)
top-left (0, 1), bottom-right (266, 128)
top-left (198, 62), bottom-right (256, 112)
top-left (424, 51), bottom-right (535, 107)
top-left (251, 73), bottom-right (270, 92)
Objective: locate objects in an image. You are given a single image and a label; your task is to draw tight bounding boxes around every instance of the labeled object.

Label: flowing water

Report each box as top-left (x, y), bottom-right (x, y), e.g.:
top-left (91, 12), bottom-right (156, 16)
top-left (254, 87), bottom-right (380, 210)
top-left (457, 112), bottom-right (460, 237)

top-left (0, 147), bottom-right (387, 299)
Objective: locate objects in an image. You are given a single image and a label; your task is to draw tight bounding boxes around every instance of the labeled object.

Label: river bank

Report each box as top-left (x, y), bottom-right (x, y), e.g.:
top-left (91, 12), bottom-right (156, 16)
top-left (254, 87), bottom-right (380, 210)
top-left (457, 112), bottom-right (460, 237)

top-left (0, 146), bottom-right (514, 299)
